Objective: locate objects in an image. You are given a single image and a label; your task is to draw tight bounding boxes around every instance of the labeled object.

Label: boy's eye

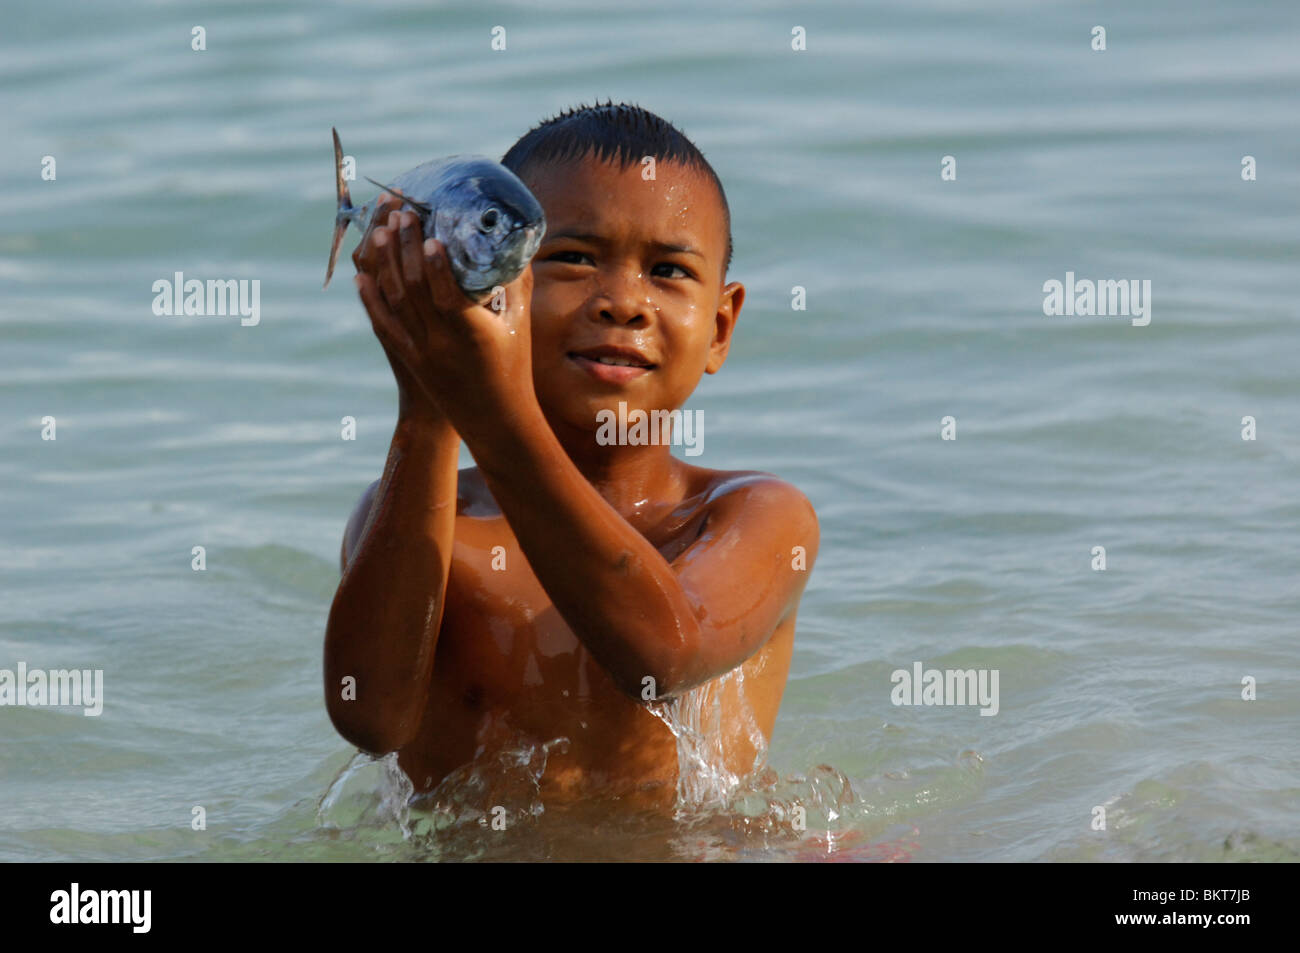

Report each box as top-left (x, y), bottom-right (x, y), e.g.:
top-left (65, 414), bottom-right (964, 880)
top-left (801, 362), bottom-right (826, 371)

top-left (653, 262), bottom-right (695, 280)
top-left (546, 250), bottom-right (593, 265)
top-left (543, 251), bottom-right (695, 280)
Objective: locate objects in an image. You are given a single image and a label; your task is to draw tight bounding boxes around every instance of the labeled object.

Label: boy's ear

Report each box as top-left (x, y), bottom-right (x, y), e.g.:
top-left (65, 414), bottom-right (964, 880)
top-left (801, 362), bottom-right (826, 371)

top-left (705, 281), bottom-right (744, 374)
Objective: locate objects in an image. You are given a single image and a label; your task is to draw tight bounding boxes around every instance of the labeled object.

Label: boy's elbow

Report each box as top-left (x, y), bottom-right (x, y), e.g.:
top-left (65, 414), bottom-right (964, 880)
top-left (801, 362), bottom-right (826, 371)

top-left (324, 691), bottom-right (415, 756)
top-left (325, 704), bottom-right (391, 756)
top-left (611, 638), bottom-right (701, 702)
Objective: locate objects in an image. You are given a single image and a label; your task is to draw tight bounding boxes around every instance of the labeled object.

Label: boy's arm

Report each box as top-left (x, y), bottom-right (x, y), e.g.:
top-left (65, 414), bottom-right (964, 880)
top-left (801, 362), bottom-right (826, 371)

top-left (473, 418), bottom-right (819, 699)
top-left (323, 414), bottom-right (460, 755)
top-left (340, 479), bottom-right (380, 573)
top-left (323, 199), bottom-right (462, 755)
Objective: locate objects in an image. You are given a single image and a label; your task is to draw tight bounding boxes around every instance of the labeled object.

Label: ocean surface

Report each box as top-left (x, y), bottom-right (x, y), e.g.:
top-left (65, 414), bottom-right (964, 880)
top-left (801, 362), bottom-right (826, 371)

top-left (1, 0), bottom-right (1297, 862)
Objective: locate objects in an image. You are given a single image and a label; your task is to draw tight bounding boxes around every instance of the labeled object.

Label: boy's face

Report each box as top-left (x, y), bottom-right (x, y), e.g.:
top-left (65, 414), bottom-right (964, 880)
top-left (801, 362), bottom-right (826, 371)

top-left (521, 154), bottom-right (743, 436)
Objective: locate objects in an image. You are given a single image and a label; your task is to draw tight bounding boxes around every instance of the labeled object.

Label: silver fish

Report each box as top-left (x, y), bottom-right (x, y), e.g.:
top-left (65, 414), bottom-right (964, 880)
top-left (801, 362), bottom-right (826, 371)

top-left (324, 127), bottom-right (545, 297)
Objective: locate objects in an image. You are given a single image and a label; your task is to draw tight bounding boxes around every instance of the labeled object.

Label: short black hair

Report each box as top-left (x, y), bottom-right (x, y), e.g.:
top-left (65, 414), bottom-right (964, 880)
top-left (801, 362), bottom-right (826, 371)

top-left (502, 100), bottom-right (733, 274)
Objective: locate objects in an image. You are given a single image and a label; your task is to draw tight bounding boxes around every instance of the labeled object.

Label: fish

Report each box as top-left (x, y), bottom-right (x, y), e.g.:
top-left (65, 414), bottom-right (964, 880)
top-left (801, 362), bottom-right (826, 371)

top-left (324, 127), bottom-right (545, 298)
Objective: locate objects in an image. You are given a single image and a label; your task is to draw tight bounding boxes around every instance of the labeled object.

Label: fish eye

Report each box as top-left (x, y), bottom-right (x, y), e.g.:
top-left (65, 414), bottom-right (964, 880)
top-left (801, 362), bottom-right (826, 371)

top-left (479, 208), bottom-right (500, 231)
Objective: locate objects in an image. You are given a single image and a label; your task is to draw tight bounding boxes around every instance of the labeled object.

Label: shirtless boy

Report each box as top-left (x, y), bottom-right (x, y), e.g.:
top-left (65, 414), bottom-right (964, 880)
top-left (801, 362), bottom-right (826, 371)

top-left (324, 103), bottom-right (818, 812)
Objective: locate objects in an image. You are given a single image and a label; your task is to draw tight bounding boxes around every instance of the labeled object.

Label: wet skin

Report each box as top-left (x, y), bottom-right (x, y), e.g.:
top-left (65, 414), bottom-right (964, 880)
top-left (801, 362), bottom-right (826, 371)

top-left (325, 153), bottom-right (819, 809)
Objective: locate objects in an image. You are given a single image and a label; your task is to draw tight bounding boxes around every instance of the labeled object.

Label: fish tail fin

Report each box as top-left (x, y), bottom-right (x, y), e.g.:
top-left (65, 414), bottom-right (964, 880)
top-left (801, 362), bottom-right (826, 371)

top-left (333, 126), bottom-right (353, 212)
top-left (324, 217), bottom-right (350, 290)
top-left (325, 127), bottom-right (357, 289)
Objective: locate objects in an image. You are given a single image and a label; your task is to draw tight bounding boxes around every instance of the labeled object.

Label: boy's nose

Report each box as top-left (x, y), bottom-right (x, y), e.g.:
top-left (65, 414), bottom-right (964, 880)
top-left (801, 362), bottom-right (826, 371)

top-left (590, 281), bottom-right (652, 327)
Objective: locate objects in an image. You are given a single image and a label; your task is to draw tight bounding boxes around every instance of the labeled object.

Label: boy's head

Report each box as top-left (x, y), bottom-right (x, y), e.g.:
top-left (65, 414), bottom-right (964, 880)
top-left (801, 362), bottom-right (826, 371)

top-left (503, 101), bottom-right (732, 275)
top-left (501, 102), bottom-right (743, 437)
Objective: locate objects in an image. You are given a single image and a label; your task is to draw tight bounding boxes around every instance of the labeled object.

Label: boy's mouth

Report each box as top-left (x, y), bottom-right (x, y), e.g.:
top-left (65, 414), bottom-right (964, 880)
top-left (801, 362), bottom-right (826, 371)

top-left (567, 345), bottom-right (657, 384)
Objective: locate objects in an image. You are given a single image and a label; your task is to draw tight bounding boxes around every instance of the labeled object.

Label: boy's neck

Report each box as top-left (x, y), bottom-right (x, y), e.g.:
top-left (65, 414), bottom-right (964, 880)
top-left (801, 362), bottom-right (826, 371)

top-left (548, 416), bottom-right (687, 515)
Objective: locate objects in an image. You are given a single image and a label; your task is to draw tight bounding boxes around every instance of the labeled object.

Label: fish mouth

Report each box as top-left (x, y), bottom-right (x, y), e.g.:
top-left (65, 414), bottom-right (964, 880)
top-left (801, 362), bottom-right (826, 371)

top-left (462, 224), bottom-right (540, 292)
top-left (490, 223), bottom-right (540, 264)
top-left (509, 222), bottom-right (542, 251)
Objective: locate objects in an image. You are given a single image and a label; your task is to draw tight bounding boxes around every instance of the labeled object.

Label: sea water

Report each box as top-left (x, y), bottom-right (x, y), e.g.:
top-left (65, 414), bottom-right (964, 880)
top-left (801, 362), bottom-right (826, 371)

top-left (2, 0), bottom-right (1298, 861)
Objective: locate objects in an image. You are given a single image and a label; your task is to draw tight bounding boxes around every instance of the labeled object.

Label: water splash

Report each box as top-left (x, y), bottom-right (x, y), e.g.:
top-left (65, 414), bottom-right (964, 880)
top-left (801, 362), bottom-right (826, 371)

top-left (645, 666), bottom-right (768, 811)
top-left (315, 668), bottom-right (920, 861)
top-left (316, 735), bottom-right (570, 848)
top-left (317, 751), bottom-right (415, 839)
top-left (411, 734), bottom-right (570, 833)
top-left (639, 668), bottom-right (925, 860)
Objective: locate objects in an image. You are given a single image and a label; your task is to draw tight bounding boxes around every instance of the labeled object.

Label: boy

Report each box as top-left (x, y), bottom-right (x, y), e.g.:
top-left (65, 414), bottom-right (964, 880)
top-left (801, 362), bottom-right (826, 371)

top-left (324, 102), bottom-right (818, 812)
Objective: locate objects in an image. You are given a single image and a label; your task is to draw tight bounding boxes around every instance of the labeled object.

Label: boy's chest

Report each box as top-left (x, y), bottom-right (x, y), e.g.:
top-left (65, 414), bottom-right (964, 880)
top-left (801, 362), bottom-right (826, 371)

top-left (436, 514), bottom-right (621, 705)
top-left (440, 504), bottom-right (706, 671)
top-left (424, 513), bottom-right (676, 780)
top-left (409, 507), bottom-right (786, 798)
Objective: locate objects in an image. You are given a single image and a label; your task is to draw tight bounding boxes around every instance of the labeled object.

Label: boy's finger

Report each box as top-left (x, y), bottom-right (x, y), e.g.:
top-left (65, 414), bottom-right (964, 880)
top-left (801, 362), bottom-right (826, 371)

top-left (515, 263), bottom-right (534, 308)
top-left (373, 227), bottom-right (406, 308)
top-left (399, 212), bottom-right (424, 287)
top-left (420, 237), bottom-right (443, 293)
top-left (422, 238), bottom-right (474, 315)
top-left (350, 195), bottom-right (406, 269)
top-left (353, 202), bottom-right (391, 268)
top-left (351, 224), bottom-right (372, 271)
top-left (488, 264), bottom-right (532, 322)
top-left (356, 273), bottom-right (413, 358)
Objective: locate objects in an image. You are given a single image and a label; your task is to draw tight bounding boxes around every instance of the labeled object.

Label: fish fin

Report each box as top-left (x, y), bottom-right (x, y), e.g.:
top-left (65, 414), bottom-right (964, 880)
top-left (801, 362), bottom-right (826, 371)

top-left (326, 127), bottom-right (356, 289)
top-left (324, 217), bottom-right (351, 289)
top-left (364, 176), bottom-right (433, 216)
top-left (333, 127), bottom-right (353, 211)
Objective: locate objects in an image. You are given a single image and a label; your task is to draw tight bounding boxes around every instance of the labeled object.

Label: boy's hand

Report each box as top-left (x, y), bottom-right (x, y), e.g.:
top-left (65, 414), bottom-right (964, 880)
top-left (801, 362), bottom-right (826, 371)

top-left (351, 197), bottom-right (441, 422)
top-left (353, 206), bottom-right (535, 438)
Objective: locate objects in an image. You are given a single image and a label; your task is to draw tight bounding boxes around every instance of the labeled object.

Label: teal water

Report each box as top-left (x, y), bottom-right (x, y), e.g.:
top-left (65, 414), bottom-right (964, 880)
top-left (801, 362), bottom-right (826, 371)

top-left (1, 0), bottom-right (1298, 861)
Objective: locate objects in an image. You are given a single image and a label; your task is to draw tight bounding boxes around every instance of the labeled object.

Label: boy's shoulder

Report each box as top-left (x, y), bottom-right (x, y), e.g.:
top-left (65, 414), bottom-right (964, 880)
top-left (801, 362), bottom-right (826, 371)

top-left (679, 466), bottom-right (820, 570)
